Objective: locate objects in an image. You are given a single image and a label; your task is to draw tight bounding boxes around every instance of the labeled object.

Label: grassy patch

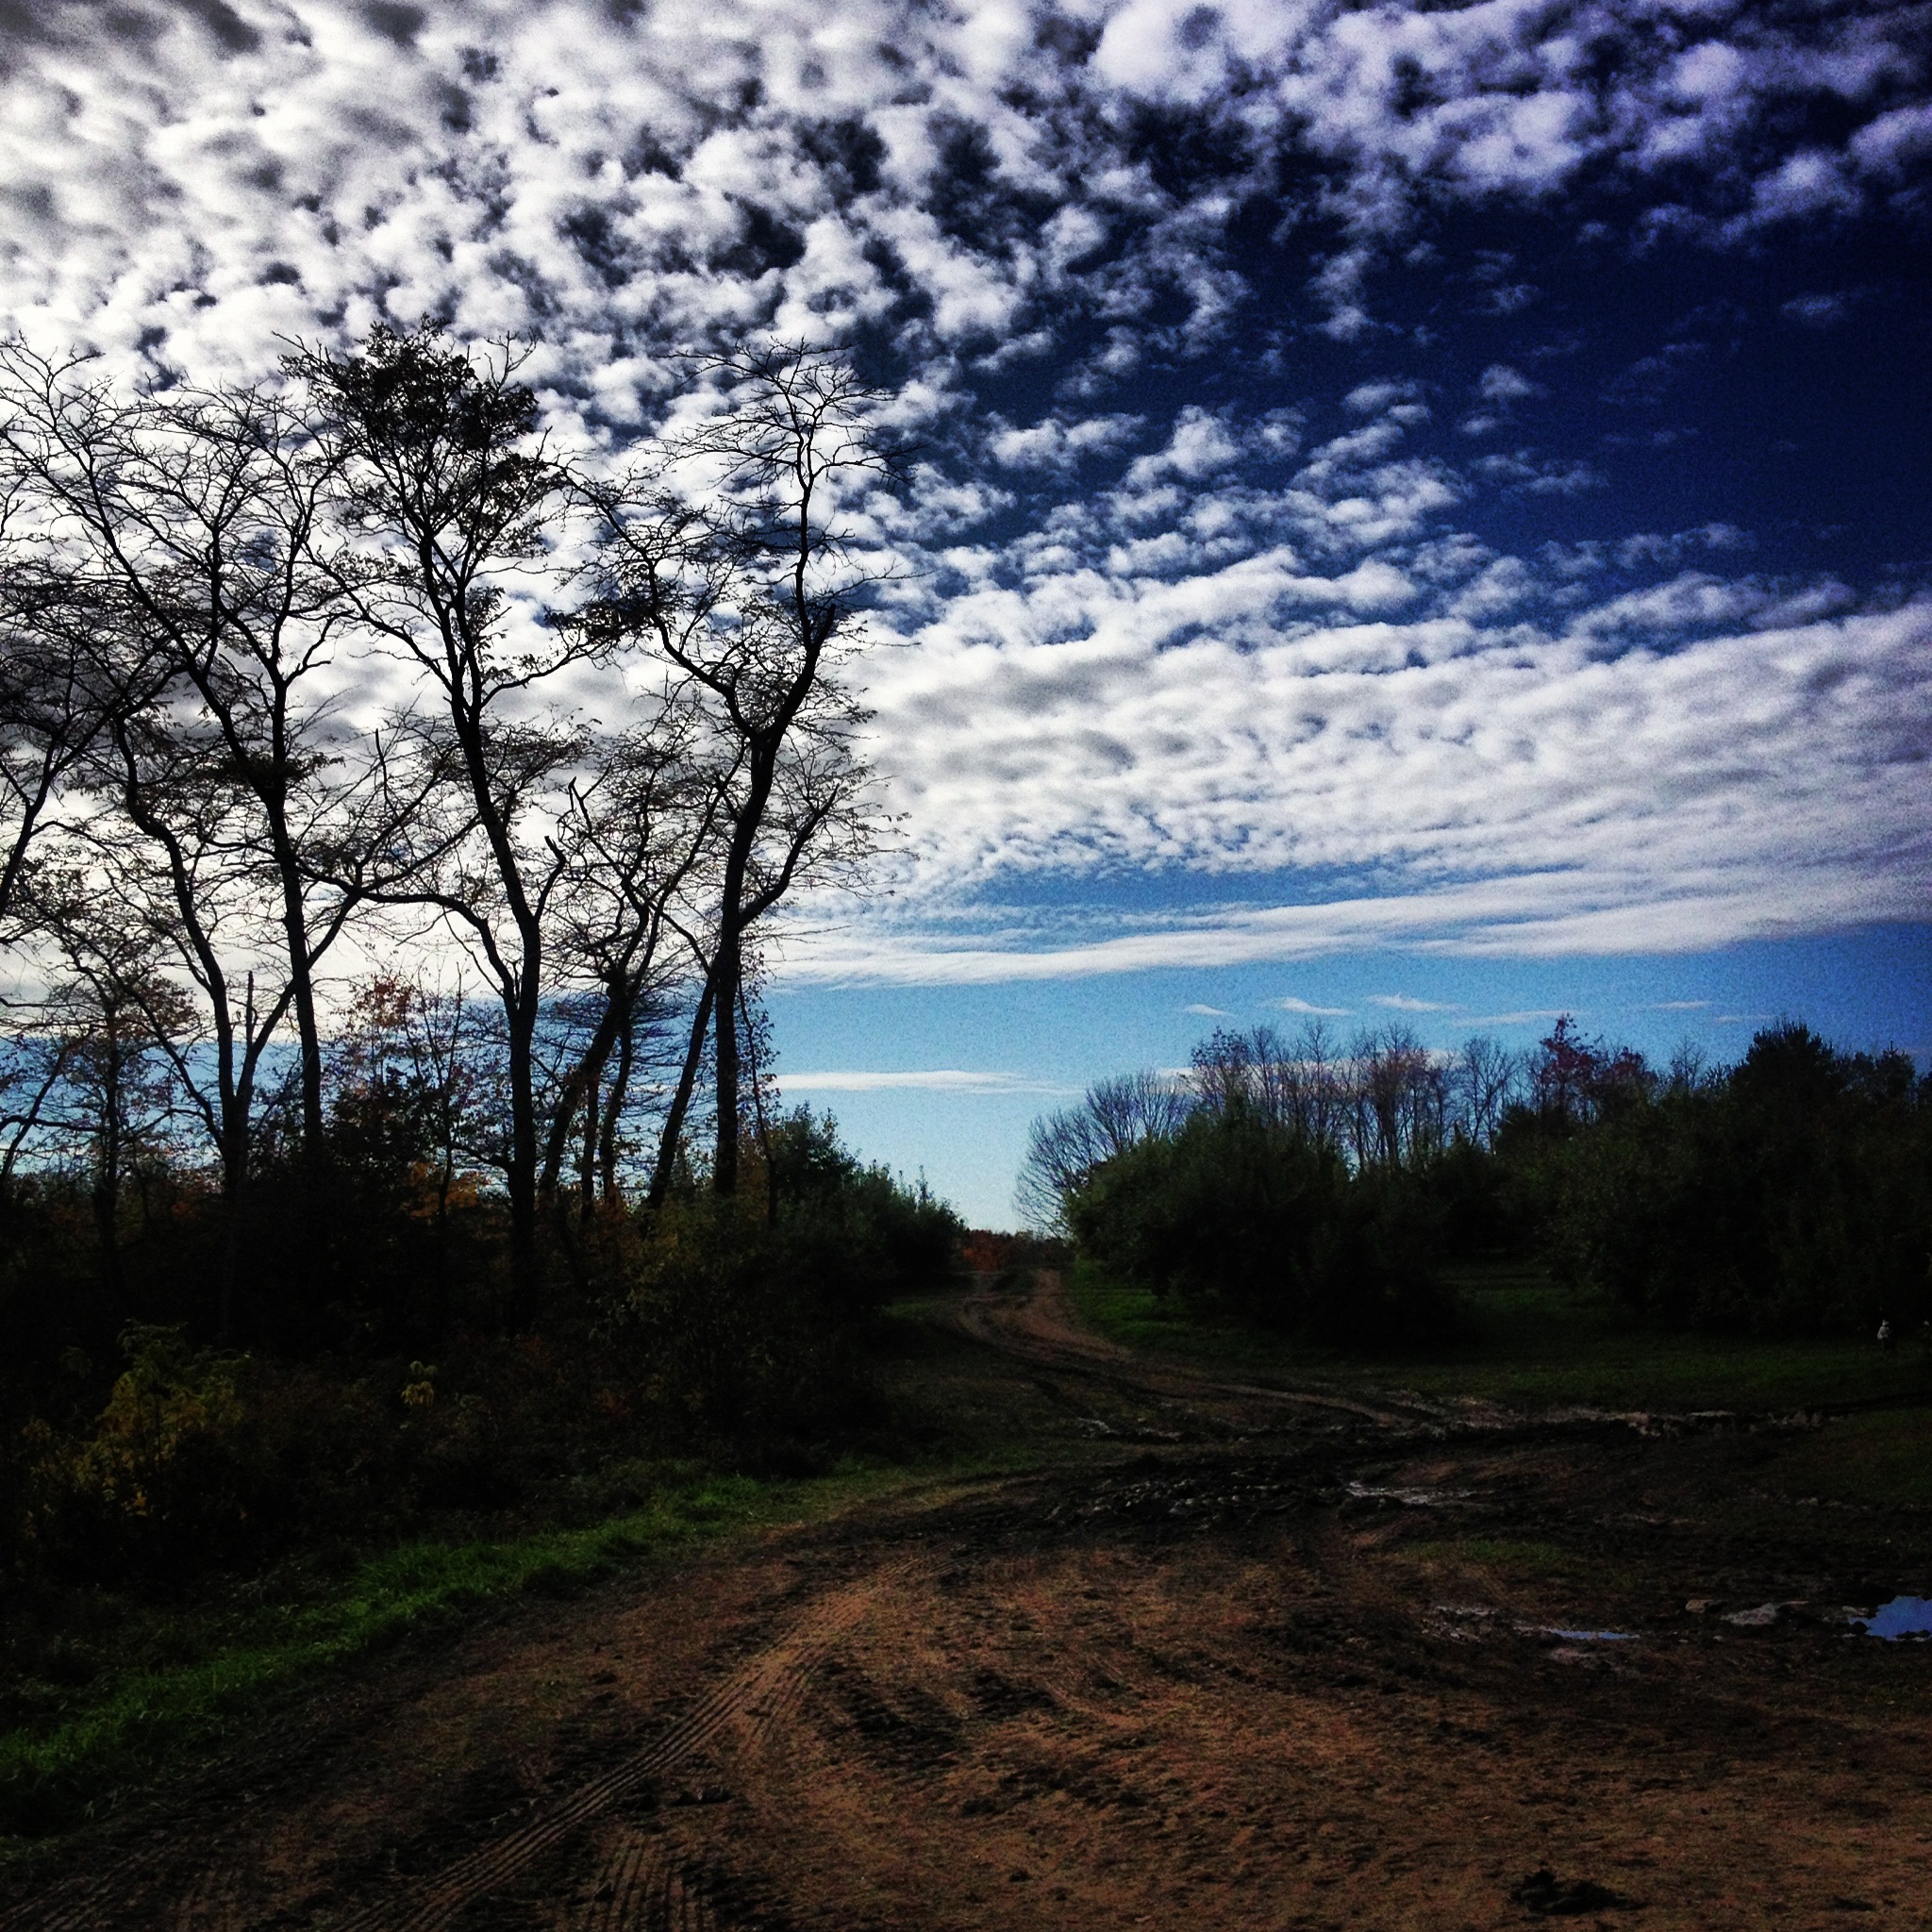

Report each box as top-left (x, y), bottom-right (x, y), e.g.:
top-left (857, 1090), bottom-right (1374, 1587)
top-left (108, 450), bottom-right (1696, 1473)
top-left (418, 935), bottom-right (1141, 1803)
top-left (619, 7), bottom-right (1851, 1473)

top-left (0, 1460), bottom-right (923, 1849)
top-left (1406, 1538), bottom-right (1573, 1573)
top-left (1759, 1409), bottom-right (1932, 1510)
top-left (1074, 1260), bottom-right (1932, 1412)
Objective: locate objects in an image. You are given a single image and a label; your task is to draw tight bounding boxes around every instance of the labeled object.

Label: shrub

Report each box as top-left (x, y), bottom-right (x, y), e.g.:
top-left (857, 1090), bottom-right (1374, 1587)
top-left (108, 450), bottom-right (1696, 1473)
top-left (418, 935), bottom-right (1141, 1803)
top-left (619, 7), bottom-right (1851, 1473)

top-left (610, 1115), bottom-right (962, 1447)
top-left (21, 1326), bottom-right (259, 1580)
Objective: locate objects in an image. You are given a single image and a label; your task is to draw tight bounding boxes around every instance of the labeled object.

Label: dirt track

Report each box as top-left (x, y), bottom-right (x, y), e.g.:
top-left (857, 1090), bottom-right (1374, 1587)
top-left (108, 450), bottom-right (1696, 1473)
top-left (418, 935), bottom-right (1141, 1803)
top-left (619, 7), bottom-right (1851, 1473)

top-left (4, 1274), bottom-right (1930, 1931)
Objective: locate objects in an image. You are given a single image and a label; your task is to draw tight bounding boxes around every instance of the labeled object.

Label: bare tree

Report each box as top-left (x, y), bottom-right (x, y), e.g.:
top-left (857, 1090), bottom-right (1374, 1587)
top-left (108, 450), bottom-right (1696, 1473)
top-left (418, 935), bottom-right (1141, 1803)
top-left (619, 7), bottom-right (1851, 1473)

top-left (293, 325), bottom-right (606, 1320)
top-left (14, 883), bottom-right (192, 1285)
top-left (1190, 1024), bottom-right (1347, 1148)
top-left (1016, 1070), bottom-right (1191, 1232)
top-left (1344, 1025), bottom-right (1446, 1169)
top-left (538, 708), bottom-right (723, 1230)
top-left (588, 344), bottom-right (891, 1201)
top-left (326, 972), bottom-right (491, 1324)
top-left (0, 610), bottom-right (125, 940)
top-left (79, 700), bottom-right (341, 1335)
top-left (0, 345), bottom-right (375, 1155)
top-left (1451, 1034), bottom-right (1519, 1145)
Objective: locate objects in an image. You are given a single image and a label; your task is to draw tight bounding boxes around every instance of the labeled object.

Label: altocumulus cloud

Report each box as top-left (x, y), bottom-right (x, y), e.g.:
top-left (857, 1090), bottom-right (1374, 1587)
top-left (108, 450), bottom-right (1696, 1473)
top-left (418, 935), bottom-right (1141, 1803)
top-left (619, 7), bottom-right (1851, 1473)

top-left (1, 0), bottom-right (1927, 985)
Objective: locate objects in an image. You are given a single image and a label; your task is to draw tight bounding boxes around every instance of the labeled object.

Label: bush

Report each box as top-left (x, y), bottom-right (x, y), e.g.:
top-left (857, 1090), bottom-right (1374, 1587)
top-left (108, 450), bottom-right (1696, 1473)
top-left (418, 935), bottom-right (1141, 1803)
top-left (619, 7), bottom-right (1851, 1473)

top-left (609, 1114), bottom-right (964, 1447)
top-left (19, 1326), bottom-right (260, 1581)
top-left (760, 1109), bottom-right (965, 1320)
top-left (1069, 1109), bottom-right (1452, 1346)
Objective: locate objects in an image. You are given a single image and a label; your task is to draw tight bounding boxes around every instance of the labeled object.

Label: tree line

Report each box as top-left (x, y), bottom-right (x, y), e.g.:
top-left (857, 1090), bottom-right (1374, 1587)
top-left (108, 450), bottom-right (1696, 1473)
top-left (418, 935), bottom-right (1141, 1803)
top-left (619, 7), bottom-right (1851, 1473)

top-left (1024, 1016), bottom-right (1932, 1342)
top-left (0, 326), bottom-right (892, 1339)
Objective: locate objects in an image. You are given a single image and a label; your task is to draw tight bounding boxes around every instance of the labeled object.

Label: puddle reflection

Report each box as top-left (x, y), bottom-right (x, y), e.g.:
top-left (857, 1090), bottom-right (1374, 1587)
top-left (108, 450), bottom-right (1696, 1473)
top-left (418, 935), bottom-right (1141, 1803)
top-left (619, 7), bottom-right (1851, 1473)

top-left (1857, 1596), bottom-right (1932, 1640)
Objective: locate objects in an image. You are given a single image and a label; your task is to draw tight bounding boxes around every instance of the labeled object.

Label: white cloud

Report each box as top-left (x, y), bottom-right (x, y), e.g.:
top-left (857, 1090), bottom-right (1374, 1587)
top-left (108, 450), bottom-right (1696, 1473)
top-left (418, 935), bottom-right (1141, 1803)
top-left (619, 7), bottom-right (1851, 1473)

top-left (1477, 363), bottom-right (1537, 403)
top-left (1123, 407), bottom-right (1241, 487)
top-left (0, 0), bottom-right (1923, 1007)
top-left (1274, 996), bottom-right (1352, 1015)
top-left (0, 0), bottom-right (1913, 381)
top-left (1368, 994), bottom-right (1455, 1012)
top-left (800, 591), bottom-right (1932, 980)
top-left (774, 1068), bottom-right (1070, 1094)
top-left (988, 411), bottom-right (1144, 473)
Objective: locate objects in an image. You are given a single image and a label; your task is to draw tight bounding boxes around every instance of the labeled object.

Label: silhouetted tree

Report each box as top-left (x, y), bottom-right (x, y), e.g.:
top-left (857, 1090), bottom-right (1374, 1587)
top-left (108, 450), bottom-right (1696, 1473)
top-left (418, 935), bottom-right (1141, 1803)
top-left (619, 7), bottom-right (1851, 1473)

top-left (587, 344), bottom-right (890, 1202)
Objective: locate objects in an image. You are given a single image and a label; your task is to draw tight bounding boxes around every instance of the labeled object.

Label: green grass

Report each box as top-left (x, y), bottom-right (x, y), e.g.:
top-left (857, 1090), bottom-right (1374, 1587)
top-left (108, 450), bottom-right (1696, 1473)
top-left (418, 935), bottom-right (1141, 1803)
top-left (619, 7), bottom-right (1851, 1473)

top-left (1074, 1260), bottom-right (1932, 1413)
top-left (1759, 1407), bottom-right (1932, 1510)
top-left (1407, 1538), bottom-right (1573, 1571)
top-left (0, 1460), bottom-right (929, 1849)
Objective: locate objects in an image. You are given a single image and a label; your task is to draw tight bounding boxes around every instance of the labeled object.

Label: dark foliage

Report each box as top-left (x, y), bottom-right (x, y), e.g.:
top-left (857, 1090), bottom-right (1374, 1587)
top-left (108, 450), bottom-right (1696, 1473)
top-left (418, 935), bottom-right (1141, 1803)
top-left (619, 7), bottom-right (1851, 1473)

top-left (1069, 1108), bottom-right (1454, 1346)
top-left (611, 1110), bottom-right (964, 1447)
top-left (0, 1104), bottom-right (960, 1588)
top-left (1038, 1013), bottom-right (1928, 1348)
top-left (1520, 1024), bottom-right (1932, 1336)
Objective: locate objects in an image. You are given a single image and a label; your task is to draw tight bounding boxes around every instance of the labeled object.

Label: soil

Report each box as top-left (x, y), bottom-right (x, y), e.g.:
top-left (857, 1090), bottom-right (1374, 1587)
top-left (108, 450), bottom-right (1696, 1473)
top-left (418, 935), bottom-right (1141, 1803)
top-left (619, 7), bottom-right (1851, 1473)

top-left (3, 1274), bottom-right (1929, 1931)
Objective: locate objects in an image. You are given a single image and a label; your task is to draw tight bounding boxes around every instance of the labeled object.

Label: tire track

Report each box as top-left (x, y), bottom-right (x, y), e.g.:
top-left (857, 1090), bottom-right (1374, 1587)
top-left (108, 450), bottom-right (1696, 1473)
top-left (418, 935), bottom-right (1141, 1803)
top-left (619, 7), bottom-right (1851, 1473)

top-left (559, 1825), bottom-right (650, 1932)
top-left (0, 1841), bottom-right (180, 1932)
top-left (565, 1836), bottom-right (719, 1932)
top-left (168, 1857), bottom-right (248, 1932)
top-left (326, 1560), bottom-right (915, 1932)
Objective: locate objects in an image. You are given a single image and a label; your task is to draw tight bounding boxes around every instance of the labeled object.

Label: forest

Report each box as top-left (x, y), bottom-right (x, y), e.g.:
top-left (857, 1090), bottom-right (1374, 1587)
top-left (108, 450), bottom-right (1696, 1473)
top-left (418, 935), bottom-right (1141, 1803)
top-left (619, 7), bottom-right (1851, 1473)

top-left (0, 326), bottom-right (960, 1593)
top-left (1024, 1014), bottom-right (1932, 1346)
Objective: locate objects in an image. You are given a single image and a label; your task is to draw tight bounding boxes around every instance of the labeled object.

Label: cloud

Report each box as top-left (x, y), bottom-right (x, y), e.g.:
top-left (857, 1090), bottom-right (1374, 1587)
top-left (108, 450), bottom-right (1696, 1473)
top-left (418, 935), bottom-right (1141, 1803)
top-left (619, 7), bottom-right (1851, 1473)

top-left (0, 0), bottom-right (1923, 1012)
top-left (1477, 363), bottom-right (1537, 403)
top-left (1781, 290), bottom-right (1863, 328)
top-left (0, 0), bottom-right (1915, 386)
top-left (988, 412), bottom-right (1145, 474)
top-left (1368, 994), bottom-right (1456, 1012)
top-left (774, 1069), bottom-right (1070, 1094)
top-left (1344, 379), bottom-right (1420, 417)
top-left (1274, 996), bottom-right (1352, 1016)
top-left (1182, 1002), bottom-right (1230, 1016)
top-left (1650, 999), bottom-right (1711, 1011)
top-left (1123, 407), bottom-right (1241, 488)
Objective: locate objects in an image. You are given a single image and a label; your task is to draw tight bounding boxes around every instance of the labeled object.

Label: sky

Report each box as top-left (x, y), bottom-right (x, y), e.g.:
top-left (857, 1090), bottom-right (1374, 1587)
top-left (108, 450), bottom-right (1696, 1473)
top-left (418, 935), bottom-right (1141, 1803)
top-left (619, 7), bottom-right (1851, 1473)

top-left (2, 0), bottom-right (1928, 1225)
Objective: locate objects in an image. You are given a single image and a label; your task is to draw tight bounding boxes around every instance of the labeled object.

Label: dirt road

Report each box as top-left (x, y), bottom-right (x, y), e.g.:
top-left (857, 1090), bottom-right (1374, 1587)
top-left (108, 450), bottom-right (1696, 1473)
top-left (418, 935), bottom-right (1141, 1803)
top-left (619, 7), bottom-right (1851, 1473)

top-left (4, 1274), bottom-right (1929, 1930)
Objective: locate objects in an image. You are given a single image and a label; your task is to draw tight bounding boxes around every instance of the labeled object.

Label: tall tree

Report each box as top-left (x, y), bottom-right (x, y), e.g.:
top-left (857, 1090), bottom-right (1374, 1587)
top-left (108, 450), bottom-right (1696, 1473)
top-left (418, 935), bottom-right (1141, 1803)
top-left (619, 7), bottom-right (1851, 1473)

top-left (539, 708), bottom-right (723, 1226)
top-left (0, 346), bottom-right (368, 1153)
top-left (293, 325), bottom-right (604, 1319)
top-left (74, 698), bottom-right (327, 1336)
top-left (0, 438), bottom-right (158, 938)
top-left (588, 344), bottom-right (890, 1200)
top-left (21, 878), bottom-right (191, 1289)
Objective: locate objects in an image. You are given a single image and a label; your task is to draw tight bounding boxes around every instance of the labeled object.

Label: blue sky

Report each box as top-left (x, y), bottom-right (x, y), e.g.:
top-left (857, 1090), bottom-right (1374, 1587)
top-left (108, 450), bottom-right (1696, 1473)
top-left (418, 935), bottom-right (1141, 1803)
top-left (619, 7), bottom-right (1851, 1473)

top-left (773, 924), bottom-right (1931, 1224)
top-left (4, 0), bottom-right (1927, 1224)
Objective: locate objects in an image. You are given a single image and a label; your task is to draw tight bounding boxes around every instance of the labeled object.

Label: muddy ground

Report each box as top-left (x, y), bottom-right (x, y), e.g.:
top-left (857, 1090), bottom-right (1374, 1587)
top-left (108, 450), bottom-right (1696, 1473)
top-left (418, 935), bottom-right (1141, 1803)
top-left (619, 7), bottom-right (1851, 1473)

top-left (2, 1274), bottom-right (1928, 1931)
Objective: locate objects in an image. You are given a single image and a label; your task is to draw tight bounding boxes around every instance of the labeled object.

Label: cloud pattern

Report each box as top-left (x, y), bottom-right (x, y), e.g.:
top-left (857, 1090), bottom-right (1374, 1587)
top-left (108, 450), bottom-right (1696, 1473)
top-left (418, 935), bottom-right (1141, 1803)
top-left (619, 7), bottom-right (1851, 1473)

top-left (0, 0), bottom-right (1926, 981)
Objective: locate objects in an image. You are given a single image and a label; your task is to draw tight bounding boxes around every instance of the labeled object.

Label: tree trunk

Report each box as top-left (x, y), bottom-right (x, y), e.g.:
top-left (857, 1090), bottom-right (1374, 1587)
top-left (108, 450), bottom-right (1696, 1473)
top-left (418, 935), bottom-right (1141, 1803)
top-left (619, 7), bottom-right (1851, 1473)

top-left (711, 923), bottom-right (741, 1197)
top-left (646, 974), bottom-right (716, 1212)
top-left (505, 1007), bottom-right (540, 1327)
top-left (600, 1004), bottom-right (635, 1202)
top-left (93, 1019), bottom-right (123, 1296)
